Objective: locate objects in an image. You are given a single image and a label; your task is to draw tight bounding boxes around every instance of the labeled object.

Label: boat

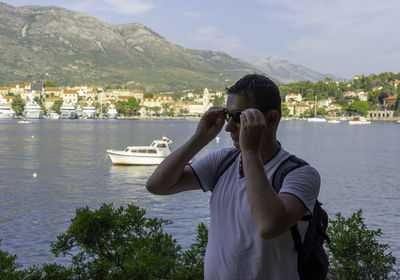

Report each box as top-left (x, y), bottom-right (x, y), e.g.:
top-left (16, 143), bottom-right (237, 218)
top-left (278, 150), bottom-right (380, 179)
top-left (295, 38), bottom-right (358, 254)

top-left (17, 119), bottom-right (31, 124)
top-left (48, 112), bottom-right (60, 119)
top-left (106, 137), bottom-right (173, 166)
top-left (106, 104), bottom-right (118, 119)
top-left (0, 103), bottom-right (16, 119)
top-left (24, 100), bottom-right (44, 119)
top-left (349, 116), bottom-right (371, 125)
top-left (307, 96), bottom-right (326, 122)
top-left (60, 103), bottom-right (78, 119)
top-left (82, 103), bottom-right (97, 119)
top-left (308, 115), bottom-right (327, 122)
top-left (327, 120), bottom-right (340, 124)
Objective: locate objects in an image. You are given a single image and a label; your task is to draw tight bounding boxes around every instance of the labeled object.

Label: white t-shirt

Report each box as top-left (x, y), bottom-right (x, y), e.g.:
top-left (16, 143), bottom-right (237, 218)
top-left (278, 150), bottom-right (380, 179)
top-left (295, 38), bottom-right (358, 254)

top-left (190, 146), bottom-right (320, 280)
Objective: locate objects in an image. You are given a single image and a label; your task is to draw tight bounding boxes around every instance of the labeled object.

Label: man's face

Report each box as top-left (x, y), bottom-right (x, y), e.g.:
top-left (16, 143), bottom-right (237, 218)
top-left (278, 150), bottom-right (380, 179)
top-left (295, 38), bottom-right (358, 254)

top-left (224, 94), bottom-right (258, 148)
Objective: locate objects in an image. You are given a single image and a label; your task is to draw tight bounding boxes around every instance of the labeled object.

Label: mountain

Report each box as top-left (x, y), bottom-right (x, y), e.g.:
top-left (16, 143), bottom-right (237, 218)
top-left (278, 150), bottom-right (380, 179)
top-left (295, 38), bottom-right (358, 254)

top-left (253, 56), bottom-right (344, 84)
top-left (0, 2), bottom-right (266, 91)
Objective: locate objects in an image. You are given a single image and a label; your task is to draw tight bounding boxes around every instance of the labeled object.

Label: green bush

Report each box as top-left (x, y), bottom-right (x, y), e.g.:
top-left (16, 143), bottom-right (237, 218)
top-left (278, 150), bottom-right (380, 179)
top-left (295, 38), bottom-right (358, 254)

top-left (1, 205), bottom-right (398, 279)
top-left (327, 209), bottom-right (396, 279)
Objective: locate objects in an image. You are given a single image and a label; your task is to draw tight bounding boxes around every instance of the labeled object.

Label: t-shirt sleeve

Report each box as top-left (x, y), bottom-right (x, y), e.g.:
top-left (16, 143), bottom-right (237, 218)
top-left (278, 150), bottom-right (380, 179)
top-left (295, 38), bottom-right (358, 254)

top-left (189, 148), bottom-right (235, 192)
top-left (279, 165), bottom-right (321, 213)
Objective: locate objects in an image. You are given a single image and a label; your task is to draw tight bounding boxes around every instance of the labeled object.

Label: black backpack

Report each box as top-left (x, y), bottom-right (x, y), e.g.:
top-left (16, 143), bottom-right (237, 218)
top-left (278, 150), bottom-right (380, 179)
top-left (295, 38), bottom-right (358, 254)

top-left (215, 148), bottom-right (330, 280)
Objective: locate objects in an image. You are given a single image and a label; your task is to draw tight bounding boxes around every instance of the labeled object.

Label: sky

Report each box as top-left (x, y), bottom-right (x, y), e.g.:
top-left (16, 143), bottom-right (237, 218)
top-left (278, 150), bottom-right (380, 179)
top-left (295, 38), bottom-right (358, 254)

top-left (3, 0), bottom-right (400, 79)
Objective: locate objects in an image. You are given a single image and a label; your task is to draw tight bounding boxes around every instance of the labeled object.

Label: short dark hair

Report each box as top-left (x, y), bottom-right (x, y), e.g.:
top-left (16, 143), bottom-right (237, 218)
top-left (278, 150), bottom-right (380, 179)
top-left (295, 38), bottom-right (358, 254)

top-left (226, 74), bottom-right (281, 117)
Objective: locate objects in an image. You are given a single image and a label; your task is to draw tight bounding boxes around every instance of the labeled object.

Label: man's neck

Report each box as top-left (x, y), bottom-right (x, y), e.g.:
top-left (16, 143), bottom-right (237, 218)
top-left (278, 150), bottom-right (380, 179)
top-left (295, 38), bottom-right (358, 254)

top-left (259, 139), bottom-right (280, 165)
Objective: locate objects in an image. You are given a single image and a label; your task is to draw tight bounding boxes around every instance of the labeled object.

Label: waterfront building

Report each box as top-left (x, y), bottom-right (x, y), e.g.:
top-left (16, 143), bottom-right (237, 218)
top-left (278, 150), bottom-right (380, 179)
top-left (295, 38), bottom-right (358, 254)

top-left (44, 87), bottom-right (62, 97)
top-left (383, 95), bottom-right (397, 109)
top-left (285, 93), bottom-right (302, 103)
top-left (44, 97), bottom-right (63, 111)
top-left (61, 90), bottom-right (79, 105)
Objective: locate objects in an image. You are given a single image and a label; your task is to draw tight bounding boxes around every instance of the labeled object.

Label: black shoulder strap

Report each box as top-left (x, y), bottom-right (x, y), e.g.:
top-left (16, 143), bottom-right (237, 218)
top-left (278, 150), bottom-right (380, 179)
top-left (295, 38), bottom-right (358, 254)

top-left (212, 148), bottom-right (241, 190)
top-left (271, 155), bottom-right (309, 193)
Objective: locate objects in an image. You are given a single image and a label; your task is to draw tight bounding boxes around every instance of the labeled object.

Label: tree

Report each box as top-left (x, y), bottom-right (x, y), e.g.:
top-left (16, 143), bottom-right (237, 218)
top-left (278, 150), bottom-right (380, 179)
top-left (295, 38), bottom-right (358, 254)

top-left (349, 101), bottom-right (371, 116)
top-left (212, 95), bottom-right (225, 107)
top-left (34, 96), bottom-right (46, 113)
top-left (51, 204), bottom-right (182, 279)
top-left (11, 95), bottom-right (25, 116)
top-left (327, 210), bottom-right (396, 279)
top-left (44, 80), bottom-right (57, 88)
top-left (281, 104), bottom-right (290, 117)
top-left (143, 92), bottom-right (154, 98)
top-left (51, 100), bottom-right (63, 113)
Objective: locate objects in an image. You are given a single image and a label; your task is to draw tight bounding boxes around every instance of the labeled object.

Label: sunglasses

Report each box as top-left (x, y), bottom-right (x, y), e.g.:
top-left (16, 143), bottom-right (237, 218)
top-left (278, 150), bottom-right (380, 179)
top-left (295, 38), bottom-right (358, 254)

top-left (223, 106), bottom-right (269, 123)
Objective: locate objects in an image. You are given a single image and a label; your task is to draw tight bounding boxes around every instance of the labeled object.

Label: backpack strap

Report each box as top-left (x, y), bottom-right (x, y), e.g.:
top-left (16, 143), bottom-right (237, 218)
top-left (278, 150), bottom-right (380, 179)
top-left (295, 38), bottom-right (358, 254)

top-left (212, 148), bottom-right (241, 191)
top-left (271, 155), bottom-right (309, 193)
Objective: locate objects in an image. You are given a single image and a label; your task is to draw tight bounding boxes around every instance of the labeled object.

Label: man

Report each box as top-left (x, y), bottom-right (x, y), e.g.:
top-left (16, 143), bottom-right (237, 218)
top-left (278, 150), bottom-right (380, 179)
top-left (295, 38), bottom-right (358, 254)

top-left (146, 74), bottom-right (320, 279)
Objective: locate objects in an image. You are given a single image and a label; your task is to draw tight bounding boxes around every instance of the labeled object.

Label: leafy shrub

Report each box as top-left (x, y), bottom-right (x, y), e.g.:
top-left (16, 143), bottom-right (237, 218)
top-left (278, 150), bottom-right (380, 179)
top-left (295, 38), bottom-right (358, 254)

top-left (327, 209), bottom-right (396, 279)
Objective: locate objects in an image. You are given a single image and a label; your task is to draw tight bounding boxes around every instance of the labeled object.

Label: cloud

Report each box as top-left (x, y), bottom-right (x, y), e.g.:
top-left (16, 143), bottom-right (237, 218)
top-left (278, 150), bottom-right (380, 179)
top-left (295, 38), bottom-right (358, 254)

top-left (101, 0), bottom-right (154, 15)
top-left (191, 26), bottom-right (242, 53)
top-left (262, 0), bottom-right (400, 76)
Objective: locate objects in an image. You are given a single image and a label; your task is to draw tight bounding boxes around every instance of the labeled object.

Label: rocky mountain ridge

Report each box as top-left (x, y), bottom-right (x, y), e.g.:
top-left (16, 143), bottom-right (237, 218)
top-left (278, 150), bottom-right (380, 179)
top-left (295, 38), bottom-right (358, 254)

top-left (0, 2), bottom-right (263, 90)
top-left (253, 56), bottom-right (344, 84)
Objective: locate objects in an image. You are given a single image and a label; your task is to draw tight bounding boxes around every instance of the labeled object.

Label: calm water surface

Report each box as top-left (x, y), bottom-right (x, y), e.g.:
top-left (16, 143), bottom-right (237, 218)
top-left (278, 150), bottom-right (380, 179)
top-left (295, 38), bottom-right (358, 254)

top-left (0, 119), bottom-right (399, 266)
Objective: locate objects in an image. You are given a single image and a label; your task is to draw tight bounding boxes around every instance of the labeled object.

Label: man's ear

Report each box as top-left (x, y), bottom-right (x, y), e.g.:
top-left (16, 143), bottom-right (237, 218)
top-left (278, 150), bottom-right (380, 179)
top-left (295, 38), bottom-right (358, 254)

top-left (265, 110), bottom-right (280, 128)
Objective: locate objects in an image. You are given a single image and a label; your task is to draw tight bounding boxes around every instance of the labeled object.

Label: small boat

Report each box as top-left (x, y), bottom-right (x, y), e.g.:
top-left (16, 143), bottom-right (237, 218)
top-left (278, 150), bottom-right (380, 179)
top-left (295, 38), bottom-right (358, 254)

top-left (349, 117), bottom-right (371, 125)
top-left (307, 115), bottom-right (326, 122)
top-left (48, 112), bottom-right (60, 119)
top-left (327, 120), bottom-right (340, 124)
top-left (17, 119), bottom-right (31, 124)
top-left (106, 137), bottom-right (173, 166)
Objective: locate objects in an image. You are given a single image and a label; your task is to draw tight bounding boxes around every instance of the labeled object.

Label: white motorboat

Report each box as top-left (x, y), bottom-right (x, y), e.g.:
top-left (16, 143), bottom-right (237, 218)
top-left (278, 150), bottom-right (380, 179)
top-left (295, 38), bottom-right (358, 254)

top-left (106, 137), bottom-right (173, 166)
top-left (327, 120), bottom-right (340, 124)
top-left (17, 119), bottom-right (31, 124)
top-left (24, 101), bottom-right (44, 119)
top-left (48, 112), bottom-right (60, 119)
top-left (349, 117), bottom-right (371, 125)
top-left (82, 103), bottom-right (97, 119)
top-left (106, 105), bottom-right (118, 119)
top-left (308, 115), bottom-right (327, 122)
top-left (0, 103), bottom-right (16, 119)
top-left (60, 103), bottom-right (78, 119)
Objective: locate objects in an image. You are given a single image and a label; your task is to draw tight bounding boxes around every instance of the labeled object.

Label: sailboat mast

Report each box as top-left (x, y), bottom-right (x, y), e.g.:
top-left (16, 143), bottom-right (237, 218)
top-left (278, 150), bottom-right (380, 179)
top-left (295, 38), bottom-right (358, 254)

top-left (315, 95), bottom-right (317, 115)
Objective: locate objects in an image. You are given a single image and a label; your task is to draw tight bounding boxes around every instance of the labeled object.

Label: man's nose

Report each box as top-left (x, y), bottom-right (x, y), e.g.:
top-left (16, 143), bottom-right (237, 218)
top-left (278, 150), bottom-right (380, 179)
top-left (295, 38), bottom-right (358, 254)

top-left (225, 118), bottom-right (236, 132)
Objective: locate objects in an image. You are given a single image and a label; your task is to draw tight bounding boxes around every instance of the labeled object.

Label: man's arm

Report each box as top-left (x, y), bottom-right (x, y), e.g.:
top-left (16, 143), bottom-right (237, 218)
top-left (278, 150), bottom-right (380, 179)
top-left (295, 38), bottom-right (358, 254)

top-left (239, 109), bottom-right (309, 239)
top-left (146, 107), bottom-right (225, 195)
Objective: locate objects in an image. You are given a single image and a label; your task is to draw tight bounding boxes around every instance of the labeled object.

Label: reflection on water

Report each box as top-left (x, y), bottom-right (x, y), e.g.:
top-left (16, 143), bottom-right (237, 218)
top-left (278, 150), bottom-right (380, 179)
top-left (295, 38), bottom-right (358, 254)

top-left (0, 119), bottom-right (399, 266)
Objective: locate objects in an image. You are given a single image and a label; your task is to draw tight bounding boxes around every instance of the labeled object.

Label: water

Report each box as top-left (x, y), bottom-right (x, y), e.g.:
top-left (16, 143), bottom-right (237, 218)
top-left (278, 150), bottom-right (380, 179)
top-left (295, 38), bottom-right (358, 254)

top-left (0, 119), bottom-right (399, 266)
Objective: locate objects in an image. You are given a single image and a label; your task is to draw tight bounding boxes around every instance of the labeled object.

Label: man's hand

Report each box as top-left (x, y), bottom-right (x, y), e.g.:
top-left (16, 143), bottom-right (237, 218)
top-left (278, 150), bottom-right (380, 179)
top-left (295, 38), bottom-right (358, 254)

top-left (194, 107), bottom-right (225, 144)
top-left (239, 108), bottom-right (266, 153)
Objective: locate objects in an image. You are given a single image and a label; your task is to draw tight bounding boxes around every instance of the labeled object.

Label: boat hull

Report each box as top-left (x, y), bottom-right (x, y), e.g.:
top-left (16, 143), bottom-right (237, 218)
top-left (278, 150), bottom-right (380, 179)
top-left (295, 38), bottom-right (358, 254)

top-left (307, 118), bottom-right (326, 122)
top-left (349, 121), bottom-right (371, 125)
top-left (106, 150), bottom-right (166, 165)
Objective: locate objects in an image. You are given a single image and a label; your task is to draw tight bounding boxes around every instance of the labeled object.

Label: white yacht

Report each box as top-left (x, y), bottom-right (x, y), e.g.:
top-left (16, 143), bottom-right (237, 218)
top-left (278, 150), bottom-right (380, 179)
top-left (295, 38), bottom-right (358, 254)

top-left (0, 103), bottom-right (16, 119)
top-left (106, 104), bottom-right (118, 119)
top-left (60, 103), bottom-right (78, 119)
top-left (82, 104), bottom-right (97, 119)
top-left (107, 137), bottom-right (173, 165)
top-left (24, 101), bottom-right (44, 119)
